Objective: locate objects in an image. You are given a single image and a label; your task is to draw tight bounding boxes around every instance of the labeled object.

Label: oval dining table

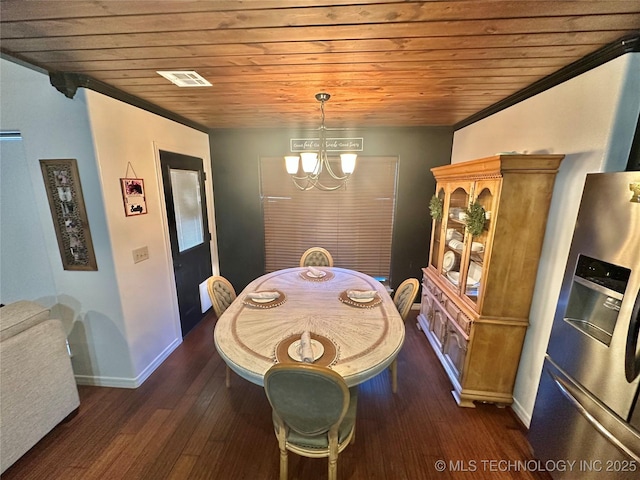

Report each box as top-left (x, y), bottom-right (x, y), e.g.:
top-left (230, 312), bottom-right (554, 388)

top-left (213, 266), bottom-right (405, 387)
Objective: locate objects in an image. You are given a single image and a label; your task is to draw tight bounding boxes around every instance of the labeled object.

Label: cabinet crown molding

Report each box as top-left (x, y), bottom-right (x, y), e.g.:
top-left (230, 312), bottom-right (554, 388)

top-left (432, 154), bottom-right (564, 182)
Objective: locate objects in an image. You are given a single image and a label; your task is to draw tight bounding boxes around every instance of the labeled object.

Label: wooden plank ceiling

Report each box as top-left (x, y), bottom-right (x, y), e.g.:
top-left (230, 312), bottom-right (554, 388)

top-left (1, 1), bottom-right (639, 130)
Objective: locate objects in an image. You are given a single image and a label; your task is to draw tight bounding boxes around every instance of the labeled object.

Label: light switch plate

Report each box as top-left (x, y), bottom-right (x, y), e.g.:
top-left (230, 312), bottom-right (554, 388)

top-left (132, 246), bottom-right (149, 263)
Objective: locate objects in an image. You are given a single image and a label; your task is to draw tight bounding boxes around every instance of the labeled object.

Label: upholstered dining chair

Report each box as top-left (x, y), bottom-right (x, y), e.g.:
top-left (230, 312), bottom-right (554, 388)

top-left (264, 363), bottom-right (358, 480)
top-left (206, 275), bottom-right (236, 388)
top-left (389, 277), bottom-right (420, 393)
top-left (299, 247), bottom-right (334, 267)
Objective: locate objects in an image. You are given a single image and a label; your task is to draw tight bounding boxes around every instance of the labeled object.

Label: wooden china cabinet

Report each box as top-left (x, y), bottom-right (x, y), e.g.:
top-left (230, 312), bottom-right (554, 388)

top-left (418, 154), bottom-right (564, 407)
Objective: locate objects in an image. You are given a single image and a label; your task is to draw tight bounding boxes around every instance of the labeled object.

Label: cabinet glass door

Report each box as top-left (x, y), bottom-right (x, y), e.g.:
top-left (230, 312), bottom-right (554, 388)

top-left (442, 183), bottom-right (471, 291)
top-left (429, 187), bottom-right (445, 271)
top-left (462, 181), bottom-right (496, 307)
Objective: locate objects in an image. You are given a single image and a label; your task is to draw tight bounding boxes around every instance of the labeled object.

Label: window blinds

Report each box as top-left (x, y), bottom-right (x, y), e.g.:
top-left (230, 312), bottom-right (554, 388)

top-left (260, 156), bottom-right (398, 278)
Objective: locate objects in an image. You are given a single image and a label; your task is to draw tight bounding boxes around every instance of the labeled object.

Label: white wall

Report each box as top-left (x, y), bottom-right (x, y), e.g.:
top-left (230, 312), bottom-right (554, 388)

top-left (451, 52), bottom-right (640, 425)
top-left (1, 138), bottom-right (57, 304)
top-left (84, 90), bottom-right (216, 381)
top-left (0, 58), bottom-right (131, 382)
top-left (1, 58), bottom-right (217, 387)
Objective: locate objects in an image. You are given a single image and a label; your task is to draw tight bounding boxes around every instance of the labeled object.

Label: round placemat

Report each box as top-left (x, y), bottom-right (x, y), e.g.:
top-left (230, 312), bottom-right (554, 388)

top-left (275, 333), bottom-right (338, 366)
top-left (242, 290), bottom-right (286, 308)
top-left (338, 290), bottom-right (382, 308)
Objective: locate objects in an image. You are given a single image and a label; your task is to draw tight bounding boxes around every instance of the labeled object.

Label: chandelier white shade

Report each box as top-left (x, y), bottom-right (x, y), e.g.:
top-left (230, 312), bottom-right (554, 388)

top-left (285, 93), bottom-right (357, 191)
top-left (285, 155), bottom-right (302, 174)
top-left (340, 153), bottom-right (357, 174)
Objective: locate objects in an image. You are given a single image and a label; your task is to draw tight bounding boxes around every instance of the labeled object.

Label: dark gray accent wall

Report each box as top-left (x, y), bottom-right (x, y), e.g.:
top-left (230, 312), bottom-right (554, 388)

top-left (209, 127), bottom-right (453, 292)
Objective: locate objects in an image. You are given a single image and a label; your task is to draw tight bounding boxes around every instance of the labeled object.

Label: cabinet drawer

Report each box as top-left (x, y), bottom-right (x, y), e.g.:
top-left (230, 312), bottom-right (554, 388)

top-left (424, 276), bottom-right (439, 296)
top-left (455, 312), bottom-right (473, 336)
top-left (441, 296), bottom-right (472, 336)
top-left (433, 285), bottom-right (446, 304)
top-left (443, 321), bottom-right (468, 380)
top-left (424, 280), bottom-right (433, 296)
top-left (444, 298), bottom-right (460, 321)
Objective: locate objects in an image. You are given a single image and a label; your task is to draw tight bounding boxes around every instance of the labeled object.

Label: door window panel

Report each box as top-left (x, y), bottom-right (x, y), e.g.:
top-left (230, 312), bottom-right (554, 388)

top-left (170, 168), bottom-right (204, 252)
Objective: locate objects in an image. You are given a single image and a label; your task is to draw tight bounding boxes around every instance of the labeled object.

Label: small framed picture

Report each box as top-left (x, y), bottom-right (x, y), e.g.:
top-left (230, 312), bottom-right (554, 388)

top-left (40, 159), bottom-right (98, 271)
top-left (120, 178), bottom-right (147, 216)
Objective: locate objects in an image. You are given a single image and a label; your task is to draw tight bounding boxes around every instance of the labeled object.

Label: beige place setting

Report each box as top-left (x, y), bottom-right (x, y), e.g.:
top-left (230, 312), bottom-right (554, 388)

top-left (299, 265), bottom-right (335, 281)
top-left (242, 290), bottom-right (286, 308)
top-left (288, 330), bottom-right (323, 363)
top-left (338, 289), bottom-right (382, 308)
top-left (275, 330), bottom-right (338, 368)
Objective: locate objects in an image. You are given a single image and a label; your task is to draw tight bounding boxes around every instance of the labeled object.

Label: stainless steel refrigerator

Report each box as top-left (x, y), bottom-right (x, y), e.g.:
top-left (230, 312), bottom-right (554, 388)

top-left (528, 172), bottom-right (640, 479)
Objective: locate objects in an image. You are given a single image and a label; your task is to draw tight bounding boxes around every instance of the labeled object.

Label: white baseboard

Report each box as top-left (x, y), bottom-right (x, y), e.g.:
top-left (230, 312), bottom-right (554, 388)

top-left (74, 337), bottom-right (182, 389)
top-left (511, 396), bottom-right (532, 428)
top-left (411, 302), bottom-right (420, 310)
top-left (75, 374), bottom-right (138, 388)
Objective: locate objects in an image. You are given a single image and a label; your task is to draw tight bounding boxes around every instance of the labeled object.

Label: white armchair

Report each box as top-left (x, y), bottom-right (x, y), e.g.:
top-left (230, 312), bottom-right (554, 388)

top-left (0, 301), bottom-right (80, 473)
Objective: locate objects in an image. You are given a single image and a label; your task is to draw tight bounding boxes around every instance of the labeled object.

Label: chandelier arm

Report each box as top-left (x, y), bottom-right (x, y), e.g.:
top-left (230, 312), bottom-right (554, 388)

top-left (290, 176), bottom-right (316, 191)
top-left (310, 178), bottom-right (350, 191)
top-left (318, 129), bottom-right (350, 181)
top-left (291, 174), bottom-right (317, 181)
top-left (289, 171), bottom-right (350, 191)
top-left (301, 175), bottom-right (350, 191)
top-left (322, 159), bottom-right (351, 181)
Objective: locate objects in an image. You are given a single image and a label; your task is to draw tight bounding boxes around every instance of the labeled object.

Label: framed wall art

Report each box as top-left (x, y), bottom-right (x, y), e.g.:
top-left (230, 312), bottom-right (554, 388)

top-left (40, 159), bottom-right (98, 271)
top-left (120, 178), bottom-right (147, 216)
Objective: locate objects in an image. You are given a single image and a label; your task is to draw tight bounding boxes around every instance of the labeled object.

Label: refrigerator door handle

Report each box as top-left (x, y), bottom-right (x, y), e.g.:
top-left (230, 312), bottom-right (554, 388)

top-left (550, 370), bottom-right (640, 463)
top-left (625, 287), bottom-right (640, 383)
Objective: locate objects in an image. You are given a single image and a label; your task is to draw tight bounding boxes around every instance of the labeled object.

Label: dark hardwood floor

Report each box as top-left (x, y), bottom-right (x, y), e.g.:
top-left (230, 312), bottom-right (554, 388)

top-left (3, 310), bottom-right (551, 480)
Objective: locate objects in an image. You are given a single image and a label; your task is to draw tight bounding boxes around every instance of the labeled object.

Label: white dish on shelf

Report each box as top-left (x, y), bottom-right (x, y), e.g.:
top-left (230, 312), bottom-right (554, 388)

top-left (446, 229), bottom-right (463, 242)
top-left (448, 207), bottom-right (464, 219)
top-left (471, 242), bottom-right (484, 253)
top-left (468, 261), bottom-right (482, 282)
top-left (448, 239), bottom-right (464, 250)
top-left (442, 251), bottom-right (456, 272)
top-left (446, 271), bottom-right (480, 287)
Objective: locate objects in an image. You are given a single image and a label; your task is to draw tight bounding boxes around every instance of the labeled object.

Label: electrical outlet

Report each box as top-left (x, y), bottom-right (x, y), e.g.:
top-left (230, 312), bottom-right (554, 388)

top-left (132, 246), bottom-right (149, 263)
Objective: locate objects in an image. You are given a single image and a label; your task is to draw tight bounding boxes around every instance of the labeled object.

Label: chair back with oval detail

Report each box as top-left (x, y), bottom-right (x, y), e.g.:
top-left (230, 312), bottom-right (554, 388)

top-left (206, 276), bottom-right (236, 318)
top-left (264, 363), bottom-right (357, 480)
top-left (388, 277), bottom-right (419, 394)
top-left (393, 278), bottom-right (420, 321)
top-left (206, 275), bottom-right (237, 388)
top-left (299, 247), bottom-right (334, 267)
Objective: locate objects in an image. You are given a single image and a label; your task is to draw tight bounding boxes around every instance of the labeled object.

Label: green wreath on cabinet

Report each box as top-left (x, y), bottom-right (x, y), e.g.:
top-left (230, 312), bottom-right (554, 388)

top-left (464, 201), bottom-right (487, 237)
top-left (429, 194), bottom-right (443, 221)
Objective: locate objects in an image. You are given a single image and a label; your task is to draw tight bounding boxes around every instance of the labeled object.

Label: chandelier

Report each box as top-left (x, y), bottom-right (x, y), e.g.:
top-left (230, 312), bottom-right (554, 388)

top-left (284, 93), bottom-right (357, 191)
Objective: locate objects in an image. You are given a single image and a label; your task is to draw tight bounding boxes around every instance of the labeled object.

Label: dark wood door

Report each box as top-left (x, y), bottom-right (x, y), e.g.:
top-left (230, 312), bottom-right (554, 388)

top-left (160, 150), bottom-right (212, 337)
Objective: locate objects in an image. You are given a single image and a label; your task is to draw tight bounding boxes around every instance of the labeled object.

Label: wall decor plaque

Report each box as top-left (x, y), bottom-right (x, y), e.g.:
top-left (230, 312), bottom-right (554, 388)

top-left (40, 159), bottom-right (97, 270)
top-left (290, 137), bottom-right (363, 152)
top-left (120, 178), bottom-right (147, 216)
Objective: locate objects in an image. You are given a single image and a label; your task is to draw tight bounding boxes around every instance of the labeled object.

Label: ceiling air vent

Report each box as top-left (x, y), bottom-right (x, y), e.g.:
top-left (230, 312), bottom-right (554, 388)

top-left (157, 71), bottom-right (212, 87)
